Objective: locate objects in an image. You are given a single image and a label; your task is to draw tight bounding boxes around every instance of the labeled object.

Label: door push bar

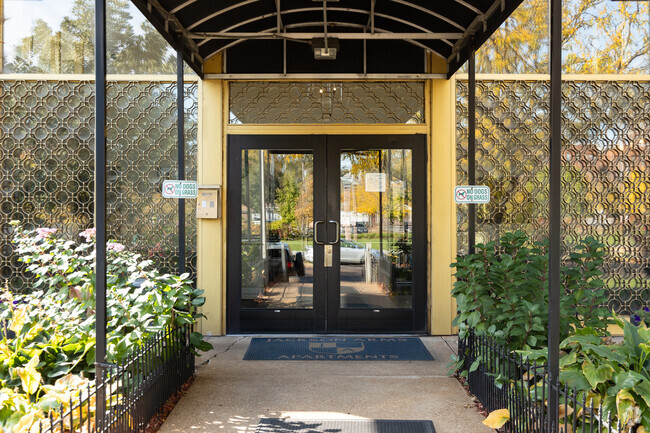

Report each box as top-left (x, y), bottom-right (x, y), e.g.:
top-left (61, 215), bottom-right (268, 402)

top-left (314, 220), bottom-right (325, 245)
top-left (313, 220), bottom-right (340, 245)
top-left (328, 220), bottom-right (339, 244)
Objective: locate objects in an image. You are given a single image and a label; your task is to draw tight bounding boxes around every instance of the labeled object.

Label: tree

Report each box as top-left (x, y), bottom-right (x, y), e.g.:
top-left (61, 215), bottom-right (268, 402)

top-left (8, 0), bottom-right (175, 74)
top-left (295, 177), bottom-right (313, 229)
top-left (476, 0), bottom-right (649, 74)
top-left (276, 175), bottom-right (299, 227)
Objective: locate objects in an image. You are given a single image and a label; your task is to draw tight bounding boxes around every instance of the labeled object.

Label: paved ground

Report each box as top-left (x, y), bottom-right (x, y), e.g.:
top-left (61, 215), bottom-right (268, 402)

top-left (159, 336), bottom-right (494, 433)
top-left (245, 263), bottom-right (409, 309)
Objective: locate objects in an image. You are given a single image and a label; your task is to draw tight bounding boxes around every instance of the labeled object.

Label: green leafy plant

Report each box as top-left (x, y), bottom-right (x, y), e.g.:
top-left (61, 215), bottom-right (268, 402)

top-left (0, 224), bottom-right (212, 433)
top-left (520, 316), bottom-right (650, 432)
top-left (9, 222), bottom-right (210, 355)
top-left (451, 231), bottom-right (611, 351)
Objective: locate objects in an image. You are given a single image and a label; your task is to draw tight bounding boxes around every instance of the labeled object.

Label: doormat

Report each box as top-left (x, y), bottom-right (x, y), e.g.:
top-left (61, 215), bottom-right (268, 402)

top-left (255, 418), bottom-right (436, 433)
top-left (243, 337), bottom-right (433, 360)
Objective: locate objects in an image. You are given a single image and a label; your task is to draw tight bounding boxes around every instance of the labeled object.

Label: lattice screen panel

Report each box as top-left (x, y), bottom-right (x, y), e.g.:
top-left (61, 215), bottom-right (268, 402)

top-left (0, 79), bottom-right (198, 291)
top-left (457, 79), bottom-right (650, 314)
top-left (229, 81), bottom-right (425, 124)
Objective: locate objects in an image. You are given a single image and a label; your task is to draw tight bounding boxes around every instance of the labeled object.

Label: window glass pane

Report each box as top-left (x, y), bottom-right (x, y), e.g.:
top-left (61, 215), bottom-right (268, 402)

top-left (241, 150), bottom-right (314, 309)
top-left (2, 0), bottom-right (183, 74)
top-left (339, 149), bottom-right (413, 309)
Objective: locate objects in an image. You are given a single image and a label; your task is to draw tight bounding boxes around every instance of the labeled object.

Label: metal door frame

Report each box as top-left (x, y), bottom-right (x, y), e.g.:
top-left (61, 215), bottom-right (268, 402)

top-left (326, 135), bottom-right (427, 333)
top-left (227, 134), bottom-right (427, 333)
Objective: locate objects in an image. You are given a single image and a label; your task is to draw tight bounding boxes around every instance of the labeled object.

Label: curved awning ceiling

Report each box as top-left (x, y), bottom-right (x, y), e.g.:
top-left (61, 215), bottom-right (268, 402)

top-left (131, 0), bottom-right (524, 78)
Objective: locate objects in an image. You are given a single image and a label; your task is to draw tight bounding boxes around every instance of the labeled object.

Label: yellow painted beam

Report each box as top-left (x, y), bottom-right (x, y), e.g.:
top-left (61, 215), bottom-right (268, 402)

top-left (227, 124), bottom-right (427, 135)
top-left (429, 76), bottom-right (457, 336)
top-left (429, 54), bottom-right (448, 75)
top-left (197, 55), bottom-right (225, 335)
top-left (454, 73), bottom-right (650, 82)
top-left (203, 55), bottom-right (223, 75)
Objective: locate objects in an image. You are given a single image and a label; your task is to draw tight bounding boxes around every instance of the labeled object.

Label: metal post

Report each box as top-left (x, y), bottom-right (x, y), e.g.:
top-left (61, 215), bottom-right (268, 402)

top-left (94, 0), bottom-right (107, 428)
top-left (0, 0), bottom-right (4, 73)
top-left (548, 0), bottom-right (562, 429)
top-left (378, 150), bottom-right (383, 255)
top-left (177, 48), bottom-right (186, 275)
top-left (260, 150), bottom-right (267, 260)
top-left (468, 40), bottom-right (476, 255)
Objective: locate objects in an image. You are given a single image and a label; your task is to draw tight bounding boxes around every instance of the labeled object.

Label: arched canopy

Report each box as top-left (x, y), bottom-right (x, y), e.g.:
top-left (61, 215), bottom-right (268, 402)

top-left (131, 0), bottom-right (524, 78)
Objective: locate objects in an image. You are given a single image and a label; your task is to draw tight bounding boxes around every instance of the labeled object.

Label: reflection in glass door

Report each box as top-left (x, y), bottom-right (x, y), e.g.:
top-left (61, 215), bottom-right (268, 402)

top-left (339, 150), bottom-right (413, 309)
top-left (228, 135), bottom-right (426, 333)
top-left (240, 150), bottom-right (314, 309)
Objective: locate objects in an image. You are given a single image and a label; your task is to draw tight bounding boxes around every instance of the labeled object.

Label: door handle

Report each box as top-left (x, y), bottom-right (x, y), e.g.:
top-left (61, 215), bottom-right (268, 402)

top-left (328, 220), bottom-right (340, 244)
top-left (314, 221), bottom-right (325, 245)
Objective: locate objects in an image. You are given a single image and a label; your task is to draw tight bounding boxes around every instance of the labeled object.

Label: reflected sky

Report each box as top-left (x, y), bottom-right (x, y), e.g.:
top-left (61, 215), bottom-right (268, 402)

top-left (3, 0), bottom-right (146, 62)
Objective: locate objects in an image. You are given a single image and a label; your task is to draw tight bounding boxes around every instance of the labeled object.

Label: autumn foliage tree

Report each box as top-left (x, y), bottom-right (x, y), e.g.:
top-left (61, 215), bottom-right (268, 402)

top-left (476, 0), bottom-right (649, 74)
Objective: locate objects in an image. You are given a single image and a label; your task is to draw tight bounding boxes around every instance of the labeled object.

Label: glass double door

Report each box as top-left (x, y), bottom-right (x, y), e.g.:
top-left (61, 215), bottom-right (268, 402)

top-left (227, 135), bottom-right (426, 333)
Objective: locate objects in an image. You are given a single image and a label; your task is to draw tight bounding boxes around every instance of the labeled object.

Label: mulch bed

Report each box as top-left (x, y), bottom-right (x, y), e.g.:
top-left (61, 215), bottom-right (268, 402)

top-left (144, 376), bottom-right (195, 433)
top-left (456, 374), bottom-right (489, 417)
top-left (456, 374), bottom-right (508, 432)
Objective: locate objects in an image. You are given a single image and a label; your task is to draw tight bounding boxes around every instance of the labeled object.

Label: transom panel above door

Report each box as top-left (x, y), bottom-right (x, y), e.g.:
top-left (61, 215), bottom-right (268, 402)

top-left (227, 135), bottom-right (426, 333)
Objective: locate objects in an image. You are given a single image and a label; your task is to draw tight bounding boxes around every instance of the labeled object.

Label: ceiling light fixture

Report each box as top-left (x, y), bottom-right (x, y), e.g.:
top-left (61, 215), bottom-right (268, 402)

top-left (311, 0), bottom-right (339, 60)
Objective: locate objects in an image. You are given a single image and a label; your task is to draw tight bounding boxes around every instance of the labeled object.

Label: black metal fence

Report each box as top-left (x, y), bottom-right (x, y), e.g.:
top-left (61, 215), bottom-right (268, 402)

top-left (459, 331), bottom-right (628, 433)
top-left (39, 324), bottom-right (195, 433)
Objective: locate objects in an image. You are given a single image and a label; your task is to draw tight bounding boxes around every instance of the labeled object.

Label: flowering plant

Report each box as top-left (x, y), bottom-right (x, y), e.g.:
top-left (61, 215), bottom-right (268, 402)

top-left (631, 305), bottom-right (650, 327)
top-left (0, 223), bottom-right (211, 432)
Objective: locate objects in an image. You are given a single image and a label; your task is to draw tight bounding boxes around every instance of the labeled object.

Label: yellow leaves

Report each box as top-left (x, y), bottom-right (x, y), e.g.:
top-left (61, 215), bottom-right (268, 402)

top-left (55, 373), bottom-right (88, 389)
top-left (482, 408), bottom-right (510, 429)
top-left (558, 404), bottom-right (574, 419)
top-left (9, 305), bottom-right (29, 334)
top-left (0, 341), bottom-right (11, 357)
top-left (576, 392), bottom-right (601, 418)
top-left (15, 354), bottom-right (42, 395)
top-left (558, 424), bottom-right (573, 433)
top-left (24, 323), bottom-right (44, 341)
top-left (476, 0), bottom-right (649, 74)
top-left (616, 389), bottom-right (641, 428)
top-left (13, 410), bottom-right (44, 433)
top-left (42, 373), bottom-right (91, 404)
top-left (0, 387), bottom-right (14, 406)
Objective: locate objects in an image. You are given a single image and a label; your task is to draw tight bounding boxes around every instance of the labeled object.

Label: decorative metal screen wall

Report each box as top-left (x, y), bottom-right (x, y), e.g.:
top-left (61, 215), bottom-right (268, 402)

top-left (457, 78), bottom-right (649, 314)
top-left (229, 81), bottom-right (425, 124)
top-left (0, 78), bottom-right (198, 291)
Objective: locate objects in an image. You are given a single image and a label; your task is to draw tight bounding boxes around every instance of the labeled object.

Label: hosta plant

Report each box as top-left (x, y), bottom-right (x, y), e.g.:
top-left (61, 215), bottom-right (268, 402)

top-left (520, 316), bottom-right (650, 432)
top-left (0, 224), bottom-right (212, 433)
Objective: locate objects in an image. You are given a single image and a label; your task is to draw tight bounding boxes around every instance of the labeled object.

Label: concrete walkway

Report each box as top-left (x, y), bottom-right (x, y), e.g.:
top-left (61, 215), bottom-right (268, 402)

top-left (159, 336), bottom-right (494, 433)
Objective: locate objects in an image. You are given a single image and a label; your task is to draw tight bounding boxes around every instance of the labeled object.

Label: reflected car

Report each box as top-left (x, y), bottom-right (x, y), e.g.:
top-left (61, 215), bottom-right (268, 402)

top-left (304, 246), bottom-right (314, 263)
top-left (340, 239), bottom-right (368, 264)
top-left (304, 241), bottom-right (378, 264)
top-left (266, 242), bottom-right (294, 282)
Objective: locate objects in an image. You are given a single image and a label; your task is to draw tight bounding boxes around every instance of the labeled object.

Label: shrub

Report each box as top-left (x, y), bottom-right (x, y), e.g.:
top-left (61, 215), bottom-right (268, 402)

top-left (0, 224), bottom-right (211, 433)
top-left (451, 231), bottom-right (611, 350)
top-left (520, 316), bottom-right (650, 432)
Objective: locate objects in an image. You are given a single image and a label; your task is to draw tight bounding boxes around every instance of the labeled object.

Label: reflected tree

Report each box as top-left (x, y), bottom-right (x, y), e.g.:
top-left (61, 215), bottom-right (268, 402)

top-left (8, 0), bottom-right (175, 74)
top-left (477, 0), bottom-right (650, 73)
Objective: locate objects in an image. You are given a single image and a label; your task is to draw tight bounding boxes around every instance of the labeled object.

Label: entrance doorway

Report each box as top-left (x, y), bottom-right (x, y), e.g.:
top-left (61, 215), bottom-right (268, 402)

top-left (227, 135), bottom-right (426, 333)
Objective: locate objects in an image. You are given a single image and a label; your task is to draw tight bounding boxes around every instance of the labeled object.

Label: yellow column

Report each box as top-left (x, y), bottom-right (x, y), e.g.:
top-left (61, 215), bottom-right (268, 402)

top-left (429, 57), bottom-right (457, 335)
top-left (197, 55), bottom-right (225, 335)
